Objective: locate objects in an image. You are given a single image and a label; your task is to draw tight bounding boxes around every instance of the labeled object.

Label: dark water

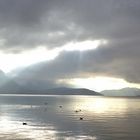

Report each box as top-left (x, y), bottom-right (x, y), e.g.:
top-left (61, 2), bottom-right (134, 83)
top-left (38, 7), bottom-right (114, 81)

top-left (0, 95), bottom-right (140, 140)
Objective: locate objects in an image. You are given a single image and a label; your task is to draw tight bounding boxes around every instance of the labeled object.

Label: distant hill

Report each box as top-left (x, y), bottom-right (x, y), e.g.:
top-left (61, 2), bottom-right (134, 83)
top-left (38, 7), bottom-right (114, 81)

top-left (0, 73), bottom-right (102, 95)
top-left (0, 80), bottom-right (26, 94)
top-left (44, 87), bottom-right (102, 95)
top-left (0, 70), bottom-right (9, 87)
top-left (101, 88), bottom-right (140, 96)
top-left (0, 69), bottom-right (140, 97)
top-left (0, 70), bottom-right (26, 94)
top-left (0, 83), bottom-right (102, 95)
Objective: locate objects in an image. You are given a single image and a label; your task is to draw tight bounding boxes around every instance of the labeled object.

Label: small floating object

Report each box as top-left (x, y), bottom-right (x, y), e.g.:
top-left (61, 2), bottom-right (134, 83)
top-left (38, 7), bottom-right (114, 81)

top-left (23, 122), bottom-right (27, 125)
top-left (75, 109), bottom-right (82, 113)
top-left (59, 106), bottom-right (62, 108)
top-left (80, 117), bottom-right (83, 120)
top-left (44, 102), bottom-right (48, 105)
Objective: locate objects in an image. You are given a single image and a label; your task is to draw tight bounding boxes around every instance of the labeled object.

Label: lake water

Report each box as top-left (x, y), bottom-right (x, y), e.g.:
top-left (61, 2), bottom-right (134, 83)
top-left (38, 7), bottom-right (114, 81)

top-left (0, 95), bottom-right (140, 140)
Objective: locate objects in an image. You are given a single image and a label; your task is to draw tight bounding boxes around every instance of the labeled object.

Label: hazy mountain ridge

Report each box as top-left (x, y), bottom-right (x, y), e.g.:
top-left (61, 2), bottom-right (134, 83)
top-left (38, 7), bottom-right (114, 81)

top-left (0, 84), bottom-right (102, 95)
top-left (101, 88), bottom-right (140, 96)
top-left (0, 71), bottom-right (101, 95)
top-left (44, 87), bottom-right (102, 95)
top-left (0, 70), bottom-right (10, 87)
top-left (0, 70), bottom-right (140, 96)
top-left (0, 70), bottom-right (26, 93)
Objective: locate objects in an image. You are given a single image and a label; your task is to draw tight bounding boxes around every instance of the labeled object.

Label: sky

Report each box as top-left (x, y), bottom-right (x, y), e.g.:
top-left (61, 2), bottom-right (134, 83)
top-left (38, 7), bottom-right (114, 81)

top-left (0, 0), bottom-right (140, 92)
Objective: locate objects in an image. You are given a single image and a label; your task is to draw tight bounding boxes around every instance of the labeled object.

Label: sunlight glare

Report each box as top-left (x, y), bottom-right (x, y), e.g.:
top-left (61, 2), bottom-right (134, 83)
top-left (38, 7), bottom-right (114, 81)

top-left (59, 76), bottom-right (140, 92)
top-left (63, 39), bottom-right (107, 51)
top-left (72, 97), bottom-right (127, 114)
top-left (0, 39), bottom-right (108, 73)
top-left (0, 47), bottom-right (59, 73)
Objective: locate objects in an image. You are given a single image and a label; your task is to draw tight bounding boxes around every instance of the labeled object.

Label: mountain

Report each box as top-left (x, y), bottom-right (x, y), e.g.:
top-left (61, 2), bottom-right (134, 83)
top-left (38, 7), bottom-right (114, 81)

top-left (0, 70), bottom-right (9, 87)
top-left (0, 72), bottom-right (102, 95)
top-left (0, 73), bottom-right (102, 95)
top-left (101, 88), bottom-right (140, 96)
top-left (44, 87), bottom-right (102, 95)
top-left (0, 80), bottom-right (25, 94)
top-left (0, 70), bottom-right (25, 94)
top-left (1, 72), bottom-right (139, 96)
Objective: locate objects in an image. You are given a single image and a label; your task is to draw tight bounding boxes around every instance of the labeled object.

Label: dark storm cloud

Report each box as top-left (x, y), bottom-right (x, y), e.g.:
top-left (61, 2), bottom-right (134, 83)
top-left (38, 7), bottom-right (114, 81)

top-left (13, 51), bottom-right (81, 90)
top-left (14, 37), bottom-right (140, 87)
top-left (14, 38), bottom-right (140, 86)
top-left (0, 0), bottom-right (140, 86)
top-left (0, 0), bottom-right (140, 52)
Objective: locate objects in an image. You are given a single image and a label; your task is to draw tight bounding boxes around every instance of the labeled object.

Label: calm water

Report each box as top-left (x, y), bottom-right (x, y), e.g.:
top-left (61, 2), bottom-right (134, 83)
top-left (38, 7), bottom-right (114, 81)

top-left (0, 95), bottom-right (140, 140)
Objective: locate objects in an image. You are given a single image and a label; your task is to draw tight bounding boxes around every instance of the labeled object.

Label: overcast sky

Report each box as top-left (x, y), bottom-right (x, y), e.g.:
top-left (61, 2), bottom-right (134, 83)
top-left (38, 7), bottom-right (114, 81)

top-left (0, 0), bottom-right (140, 91)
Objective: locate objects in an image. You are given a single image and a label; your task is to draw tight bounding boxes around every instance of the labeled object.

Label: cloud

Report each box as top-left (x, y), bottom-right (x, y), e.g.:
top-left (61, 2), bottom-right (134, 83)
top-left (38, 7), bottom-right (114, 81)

top-left (0, 0), bottom-right (140, 89)
top-left (13, 38), bottom-right (140, 88)
top-left (0, 0), bottom-right (140, 53)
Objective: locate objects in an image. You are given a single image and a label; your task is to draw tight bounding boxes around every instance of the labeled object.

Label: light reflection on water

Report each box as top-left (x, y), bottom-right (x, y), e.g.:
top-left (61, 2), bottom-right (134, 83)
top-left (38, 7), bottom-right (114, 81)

top-left (0, 95), bottom-right (140, 140)
top-left (0, 116), bottom-right (56, 140)
top-left (71, 97), bottom-right (128, 114)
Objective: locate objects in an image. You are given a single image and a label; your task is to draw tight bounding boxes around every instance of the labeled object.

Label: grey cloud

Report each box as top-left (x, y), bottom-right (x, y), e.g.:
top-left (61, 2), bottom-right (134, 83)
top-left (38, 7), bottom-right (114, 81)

top-left (0, 0), bottom-right (140, 87)
top-left (0, 0), bottom-right (140, 52)
top-left (13, 37), bottom-right (140, 86)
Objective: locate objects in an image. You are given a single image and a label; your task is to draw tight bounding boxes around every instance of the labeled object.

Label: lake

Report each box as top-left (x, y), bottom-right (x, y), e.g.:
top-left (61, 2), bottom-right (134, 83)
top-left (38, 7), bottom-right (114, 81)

top-left (0, 95), bottom-right (140, 140)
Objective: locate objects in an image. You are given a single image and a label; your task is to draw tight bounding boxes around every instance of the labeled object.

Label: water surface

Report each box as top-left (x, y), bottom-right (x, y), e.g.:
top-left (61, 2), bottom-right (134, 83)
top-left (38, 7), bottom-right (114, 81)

top-left (0, 95), bottom-right (140, 140)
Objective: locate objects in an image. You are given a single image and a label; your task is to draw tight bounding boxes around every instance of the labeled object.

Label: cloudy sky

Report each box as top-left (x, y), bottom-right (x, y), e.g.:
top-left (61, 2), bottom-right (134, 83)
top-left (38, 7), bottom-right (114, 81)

top-left (0, 0), bottom-right (140, 92)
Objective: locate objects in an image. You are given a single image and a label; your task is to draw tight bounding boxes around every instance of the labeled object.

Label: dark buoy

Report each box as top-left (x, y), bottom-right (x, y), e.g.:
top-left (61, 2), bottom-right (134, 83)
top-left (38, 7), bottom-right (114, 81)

top-left (80, 117), bottom-right (83, 120)
top-left (75, 109), bottom-right (81, 113)
top-left (59, 106), bottom-right (62, 108)
top-left (44, 102), bottom-right (48, 105)
top-left (23, 122), bottom-right (27, 125)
